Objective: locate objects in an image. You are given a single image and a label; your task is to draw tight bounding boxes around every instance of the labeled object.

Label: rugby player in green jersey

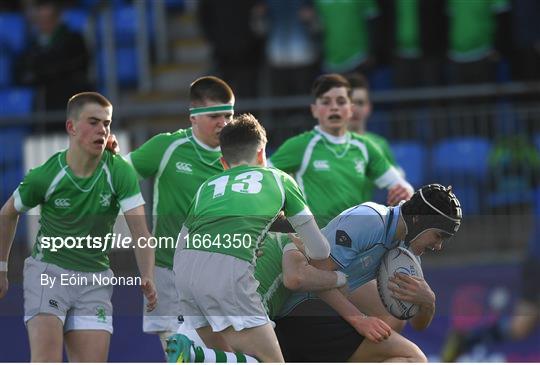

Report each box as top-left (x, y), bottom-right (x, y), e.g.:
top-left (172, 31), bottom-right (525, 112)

top-left (0, 92), bottom-right (157, 362)
top-left (173, 113), bottom-right (337, 362)
top-left (269, 74), bottom-right (413, 227)
top-left (126, 76), bottom-right (234, 353)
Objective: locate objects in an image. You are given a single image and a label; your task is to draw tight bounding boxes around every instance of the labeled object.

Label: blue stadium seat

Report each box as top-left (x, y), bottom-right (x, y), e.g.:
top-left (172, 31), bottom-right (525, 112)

top-left (0, 13), bottom-right (26, 55)
top-left (0, 88), bottom-right (35, 116)
top-left (97, 47), bottom-right (138, 87)
top-left (0, 52), bottom-right (12, 87)
top-left (63, 8), bottom-right (89, 34)
top-left (390, 141), bottom-right (426, 188)
top-left (431, 138), bottom-right (491, 215)
top-left (0, 126), bottom-right (28, 204)
top-left (112, 5), bottom-right (137, 45)
top-left (116, 47), bottom-right (138, 86)
top-left (432, 137), bottom-right (491, 182)
top-left (0, 127), bottom-right (28, 166)
top-left (97, 5), bottom-right (154, 46)
top-left (0, 166), bottom-right (23, 205)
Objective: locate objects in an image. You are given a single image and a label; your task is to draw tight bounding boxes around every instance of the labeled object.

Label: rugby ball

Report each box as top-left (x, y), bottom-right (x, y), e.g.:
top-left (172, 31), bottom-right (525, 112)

top-left (377, 247), bottom-right (424, 320)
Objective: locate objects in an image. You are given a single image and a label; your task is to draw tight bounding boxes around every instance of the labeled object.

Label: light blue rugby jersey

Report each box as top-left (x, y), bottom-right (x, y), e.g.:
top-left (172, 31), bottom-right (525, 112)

top-left (278, 202), bottom-right (408, 317)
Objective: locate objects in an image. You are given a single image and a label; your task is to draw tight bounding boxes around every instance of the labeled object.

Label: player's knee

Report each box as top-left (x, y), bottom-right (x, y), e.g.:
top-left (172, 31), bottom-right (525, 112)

top-left (413, 351), bottom-right (428, 363)
top-left (406, 343), bottom-right (427, 363)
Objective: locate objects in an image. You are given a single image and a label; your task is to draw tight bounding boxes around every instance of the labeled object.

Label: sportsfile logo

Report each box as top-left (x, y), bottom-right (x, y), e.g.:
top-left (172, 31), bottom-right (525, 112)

top-left (54, 198), bottom-right (70, 208)
top-left (176, 161), bottom-right (193, 174)
top-left (313, 160), bottom-right (330, 171)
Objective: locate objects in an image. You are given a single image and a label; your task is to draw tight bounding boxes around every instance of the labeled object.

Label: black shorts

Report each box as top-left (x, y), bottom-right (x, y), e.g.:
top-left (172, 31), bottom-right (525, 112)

top-left (274, 299), bottom-right (365, 362)
top-left (521, 256), bottom-right (540, 303)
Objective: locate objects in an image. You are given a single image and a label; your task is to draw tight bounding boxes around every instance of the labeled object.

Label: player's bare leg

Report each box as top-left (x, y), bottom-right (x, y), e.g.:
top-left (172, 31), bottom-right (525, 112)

top-left (196, 325), bottom-right (234, 352)
top-left (64, 330), bottom-right (110, 362)
top-left (220, 323), bottom-right (282, 362)
top-left (27, 314), bottom-right (63, 362)
top-left (349, 279), bottom-right (406, 332)
top-left (349, 329), bottom-right (427, 362)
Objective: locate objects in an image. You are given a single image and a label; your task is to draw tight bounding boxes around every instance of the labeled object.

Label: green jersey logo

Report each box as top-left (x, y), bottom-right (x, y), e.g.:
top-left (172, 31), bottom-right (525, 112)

top-left (96, 306), bottom-right (107, 323)
top-left (100, 193), bottom-right (112, 207)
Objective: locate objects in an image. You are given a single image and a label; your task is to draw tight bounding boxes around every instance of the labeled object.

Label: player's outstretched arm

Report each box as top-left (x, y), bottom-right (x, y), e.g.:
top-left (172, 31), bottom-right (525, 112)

top-left (0, 197), bottom-right (20, 299)
top-left (282, 248), bottom-right (345, 292)
top-left (388, 273), bottom-right (435, 330)
top-left (281, 244), bottom-right (392, 343)
top-left (124, 205), bottom-right (157, 312)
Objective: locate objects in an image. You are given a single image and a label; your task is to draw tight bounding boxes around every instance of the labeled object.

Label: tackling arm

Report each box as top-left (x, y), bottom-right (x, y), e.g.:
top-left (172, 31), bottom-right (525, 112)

top-left (282, 248), bottom-right (343, 291)
top-left (282, 247), bottom-right (393, 343)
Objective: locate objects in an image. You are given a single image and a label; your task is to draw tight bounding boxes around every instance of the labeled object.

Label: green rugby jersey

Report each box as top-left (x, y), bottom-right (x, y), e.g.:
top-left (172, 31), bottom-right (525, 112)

top-left (182, 165), bottom-right (310, 264)
top-left (270, 126), bottom-right (395, 226)
top-left (448, 0), bottom-right (510, 61)
top-left (315, 0), bottom-right (378, 71)
top-left (127, 128), bottom-right (222, 269)
top-left (13, 150), bottom-right (144, 272)
top-left (255, 232), bottom-right (293, 319)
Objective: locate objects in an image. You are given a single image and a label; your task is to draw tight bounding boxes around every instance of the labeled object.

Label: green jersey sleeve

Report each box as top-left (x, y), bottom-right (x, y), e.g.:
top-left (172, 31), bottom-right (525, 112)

top-left (127, 133), bottom-right (172, 179)
top-left (365, 132), bottom-right (397, 166)
top-left (110, 154), bottom-right (145, 212)
top-left (280, 171), bottom-right (310, 218)
top-left (363, 136), bottom-right (392, 181)
top-left (269, 135), bottom-right (307, 173)
top-left (13, 166), bottom-right (49, 213)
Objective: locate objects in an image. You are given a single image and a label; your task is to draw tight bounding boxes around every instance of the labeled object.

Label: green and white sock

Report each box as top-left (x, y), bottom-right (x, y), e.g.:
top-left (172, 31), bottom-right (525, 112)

top-left (192, 346), bottom-right (258, 363)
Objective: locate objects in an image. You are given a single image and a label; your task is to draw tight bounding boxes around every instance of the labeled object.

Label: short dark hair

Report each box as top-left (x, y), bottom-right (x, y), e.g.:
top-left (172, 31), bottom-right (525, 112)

top-left (345, 72), bottom-right (370, 91)
top-left (219, 113), bottom-right (267, 165)
top-left (190, 76), bottom-right (234, 106)
top-left (311, 73), bottom-right (351, 99)
top-left (66, 92), bottom-right (112, 120)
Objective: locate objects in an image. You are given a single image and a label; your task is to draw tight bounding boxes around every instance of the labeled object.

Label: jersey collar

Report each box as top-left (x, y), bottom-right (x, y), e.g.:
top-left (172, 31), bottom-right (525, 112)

top-left (314, 126), bottom-right (350, 144)
top-left (190, 128), bottom-right (221, 152)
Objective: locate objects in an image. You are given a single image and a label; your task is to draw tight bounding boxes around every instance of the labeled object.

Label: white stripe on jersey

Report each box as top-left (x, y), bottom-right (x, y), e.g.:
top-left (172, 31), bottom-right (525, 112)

top-left (350, 139), bottom-right (369, 163)
top-left (120, 193), bottom-right (145, 213)
top-left (152, 137), bottom-right (190, 235)
top-left (44, 169), bottom-right (67, 202)
top-left (296, 134), bottom-right (322, 198)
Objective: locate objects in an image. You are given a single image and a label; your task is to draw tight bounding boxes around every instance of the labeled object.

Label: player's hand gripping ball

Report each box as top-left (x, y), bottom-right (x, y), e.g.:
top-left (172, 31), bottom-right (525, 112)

top-left (377, 247), bottom-right (423, 319)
